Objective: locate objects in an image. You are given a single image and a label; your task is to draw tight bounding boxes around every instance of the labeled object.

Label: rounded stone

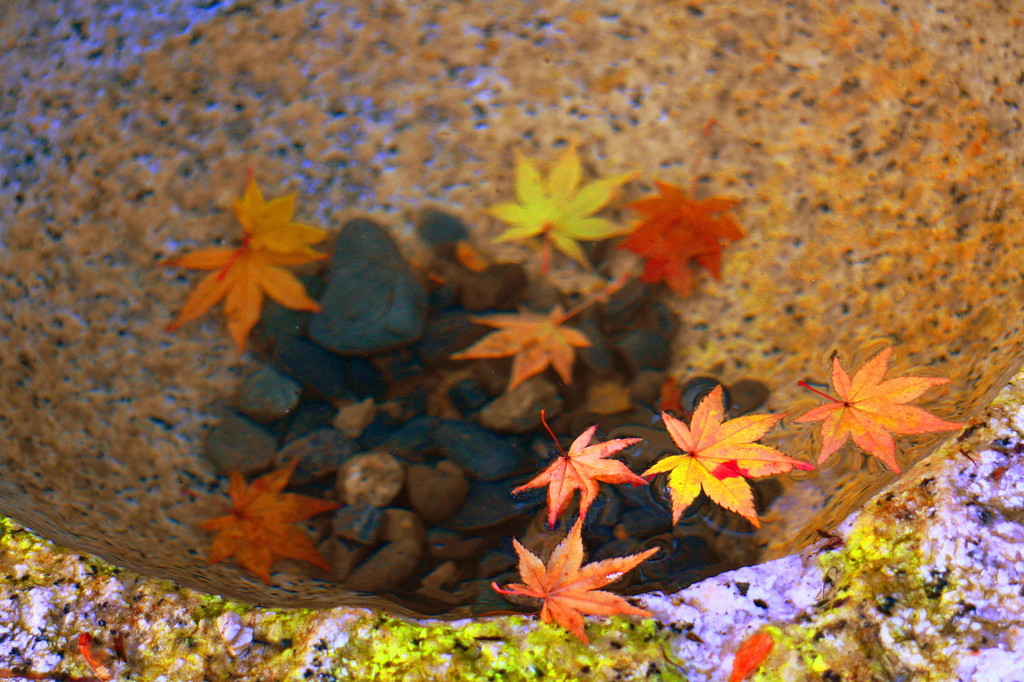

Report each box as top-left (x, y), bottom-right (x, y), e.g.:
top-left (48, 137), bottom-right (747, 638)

top-left (344, 539), bottom-right (422, 592)
top-left (237, 365), bottom-right (302, 423)
top-left (336, 451), bottom-right (404, 507)
top-left (275, 428), bottom-right (359, 485)
top-left (406, 460), bottom-right (469, 524)
top-left (203, 413), bottom-right (278, 476)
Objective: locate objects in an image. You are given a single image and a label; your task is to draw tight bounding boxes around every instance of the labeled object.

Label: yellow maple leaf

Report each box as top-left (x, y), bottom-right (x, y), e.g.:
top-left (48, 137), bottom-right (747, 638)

top-left (642, 386), bottom-right (813, 528)
top-left (488, 144), bottom-right (638, 271)
top-left (164, 172), bottom-right (328, 352)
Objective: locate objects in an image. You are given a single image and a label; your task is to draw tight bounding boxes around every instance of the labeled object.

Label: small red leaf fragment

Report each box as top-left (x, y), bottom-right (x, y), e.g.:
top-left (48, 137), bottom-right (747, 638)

top-left (728, 630), bottom-right (775, 682)
top-left (78, 633), bottom-right (114, 681)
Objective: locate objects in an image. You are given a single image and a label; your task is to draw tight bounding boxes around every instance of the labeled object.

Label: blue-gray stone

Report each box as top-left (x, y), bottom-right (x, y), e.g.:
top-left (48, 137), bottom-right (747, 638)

top-left (283, 400), bottom-right (337, 443)
top-left (448, 378), bottom-right (489, 416)
top-left (276, 428), bottom-right (359, 484)
top-left (433, 420), bottom-right (528, 481)
top-left (273, 336), bottom-right (355, 401)
top-left (380, 415), bottom-right (438, 461)
top-left (457, 262), bottom-right (527, 312)
top-left (342, 356), bottom-right (385, 400)
top-left (617, 505), bottom-right (673, 538)
top-left (576, 319), bottom-right (613, 375)
top-left (331, 503), bottom-right (383, 546)
top-left (309, 219), bottom-right (428, 354)
top-left (252, 273), bottom-right (325, 346)
top-left (237, 366), bottom-right (302, 423)
top-left (614, 329), bottom-right (672, 374)
top-left (414, 308), bottom-right (486, 367)
top-left (417, 209), bottom-right (469, 248)
top-left (204, 413), bottom-right (278, 476)
top-left (440, 476), bottom-right (542, 533)
top-left (603, 279), bottom-right (649, 334)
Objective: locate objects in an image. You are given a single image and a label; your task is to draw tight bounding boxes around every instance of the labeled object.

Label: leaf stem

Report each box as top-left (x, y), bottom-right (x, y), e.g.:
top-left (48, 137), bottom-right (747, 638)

top-left (556, 273), bottom-right (629, 324)
top-left (797, 380), bottom-right (841, 403)
top-left (540, 409), bottom-right (569, 459)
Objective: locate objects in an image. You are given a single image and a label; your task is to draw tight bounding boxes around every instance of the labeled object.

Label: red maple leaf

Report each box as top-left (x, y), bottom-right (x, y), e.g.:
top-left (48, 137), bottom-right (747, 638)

top-left (512, 411), bottom-right (647, 529)
top-left (619, 181), bottom-right (743, 295)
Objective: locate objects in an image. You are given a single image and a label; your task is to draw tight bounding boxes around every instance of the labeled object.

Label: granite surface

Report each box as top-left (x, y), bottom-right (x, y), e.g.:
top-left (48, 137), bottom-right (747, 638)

top-left (1, 0), bottom-right (1023, 632)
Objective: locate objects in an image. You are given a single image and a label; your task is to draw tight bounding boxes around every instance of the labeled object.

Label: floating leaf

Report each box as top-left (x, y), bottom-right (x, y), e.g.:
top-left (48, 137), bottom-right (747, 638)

top-left (795, 346), bottom-right (963, 473)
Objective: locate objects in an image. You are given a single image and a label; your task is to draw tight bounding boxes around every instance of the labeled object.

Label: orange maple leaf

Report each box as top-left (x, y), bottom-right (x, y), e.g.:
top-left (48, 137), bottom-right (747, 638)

top-left (642, 386), bottom-right (814, 528)
top-left (728, 630), bottom-right (775, 682)
top-left (199, 462), bottom-right (339, 584)
top-left (618, 181), bottom-right (743, 296)
top-left (795, 346), bottom-right (964, 474)
top-left (513, 411), bottom-right (647, 529)
top-left (492, 519), bottom-right (658, 643)
top-left (164, 172), bottom-right (328, 352)
top-left (450, 304), bottom-right (590, 391)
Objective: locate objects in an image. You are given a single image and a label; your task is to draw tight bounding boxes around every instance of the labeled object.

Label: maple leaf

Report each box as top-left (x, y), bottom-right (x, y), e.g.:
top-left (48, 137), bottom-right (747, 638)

top-left (450, 304), bottom-right (591, 391)
top-left (619, 181), bottom-right (743, 295)
top-left (488, 144), bottom-right (638, 272)
top-left (164, 172), bottom-right (328, 352)
top-left (728, 631), bottom-right (775, 682)
top-left (492, 519), bottom-right (658, 643)
top-left (642, 386), bottom-right (814, 528)
top-left (199, 463), bottom-right (339, 584)
top-left (513, 411), bottom-right (647, 529)
top-left (795, 346), bottom-right (964, 474)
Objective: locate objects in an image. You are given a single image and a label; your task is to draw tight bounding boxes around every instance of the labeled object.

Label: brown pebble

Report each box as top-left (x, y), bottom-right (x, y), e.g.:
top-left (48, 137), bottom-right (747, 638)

top-left (380, 508), bottom-right (425, 546)
top-left (336, 451), bottom-right (404, 507)
top-left (406, 460), bottom-right (469, 524)
top-left (345, 539), bottom-right (422, 592)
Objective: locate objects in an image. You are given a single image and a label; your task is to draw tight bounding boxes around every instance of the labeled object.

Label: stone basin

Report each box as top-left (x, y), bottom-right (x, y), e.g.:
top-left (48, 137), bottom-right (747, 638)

top-left (1, 0), bottom-right (1023, 667)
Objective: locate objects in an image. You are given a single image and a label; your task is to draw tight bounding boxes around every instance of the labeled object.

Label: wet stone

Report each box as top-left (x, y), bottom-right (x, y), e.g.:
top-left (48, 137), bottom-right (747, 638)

top-left (447, 378), bottom-right (489, 416)
top-left (614, 329), bottom-right (672, 374)
top-left (477, 548), bottom-right (517, 578)
top-left (331, 503), bottom-right (383, 546)
top-left (275, 428), bottom-right (358, 485)
top-left (639, 534), bottom-right (715, 582)
top-left (728, 378), bottom-right (771, 416)
top-left (237, 365), bottom-right (302, 423)
top-left (414, 308), bottom-right (487, 367)
top-left (204, 413), bottom-right (277, 476)
top-left (406, 460), bottom-right (469, 524)
top-left (282, 400), bottom-right (337, 443)
top-left (576, 319), bottom-right (614, 375)
top-left (377, 415), bottom-right (438, 460)
top-left (603, 279), bottom-right (649, 333)
top-left (380, 508), bottom-right (425, 546)
top-left (273, 336), bottom-right (355, 401)
top-left (332, 398), bottom-right (376, 439)
top-left (309, 219), bottom-right (428, 355)
top-left (425, 528), bottom-right (485, 562)
top-left (457, 262), bottom-right (528, 312)
top-left (617, 504), bottom-right (673, 538)
top-left (631, 370), bottom-right (667, 409)
top-left (252, 273), bottom-right (325, 347)
top-left (336, 451), bottom-right (404, 507)
top-left (434, 420), bottom-right (528, 481)
top-left (441, 476), bottom-right (543, 533)
top-left (417, 208), bottom-right (469, 252)
top-left (345, 539), bottom-right (423, 592)
top-left (315, 536), bottom-right (364, 583)
top-left (476, 376), bottom-right (562, 434)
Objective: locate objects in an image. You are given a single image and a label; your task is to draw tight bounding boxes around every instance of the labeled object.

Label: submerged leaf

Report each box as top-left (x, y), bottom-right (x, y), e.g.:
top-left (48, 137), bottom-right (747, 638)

top-left (164, 173), bottom-right (328, 352)
top-left (199, 463), bottom-right (339, 584)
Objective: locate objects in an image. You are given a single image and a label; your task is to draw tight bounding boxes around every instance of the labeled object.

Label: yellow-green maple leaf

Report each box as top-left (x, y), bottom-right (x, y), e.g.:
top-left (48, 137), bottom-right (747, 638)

top-left (488, 144), bottom-right (638, 270)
